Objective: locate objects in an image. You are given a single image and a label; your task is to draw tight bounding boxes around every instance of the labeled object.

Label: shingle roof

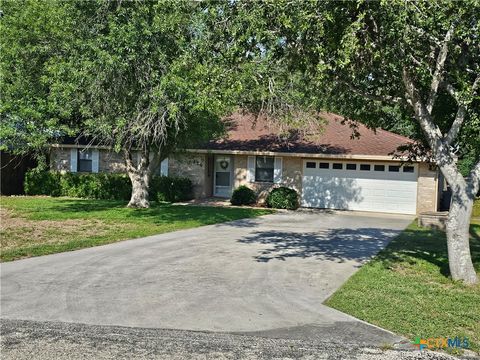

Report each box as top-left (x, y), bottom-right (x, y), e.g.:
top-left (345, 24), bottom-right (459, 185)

top-left (203, 112), bottom-right (413, 156)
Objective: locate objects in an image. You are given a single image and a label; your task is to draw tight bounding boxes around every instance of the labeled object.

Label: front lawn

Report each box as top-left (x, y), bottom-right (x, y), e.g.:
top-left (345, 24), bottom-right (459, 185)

top-left (0, 196), bottom-right (272, 262)
top-left (325, 220), bottom-right (480, 354)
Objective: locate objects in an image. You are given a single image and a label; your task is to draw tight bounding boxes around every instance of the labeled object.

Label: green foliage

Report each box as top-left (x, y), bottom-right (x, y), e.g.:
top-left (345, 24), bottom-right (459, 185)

top-left (48, 1), bottom-right (233, 156)
top-left (150, 176), bottom-right (193, 203)
top-left (0, 0), bottom-right (76, 154)
top-left (1, 0), bottom-right (240, 175)
top-left (24, 171), bottom-right (193, 203)
top-left (215, 1), bottom-right (479, 172)
top-left (458, 151), bottom-right (480, 178)
top-left (230, 185), bottom-right (257, 206)
top-left (266, 187), bottom-right (299, 210)
top-left (24, 170), bottom-right (62, 197)
top-left (24, 171), bottom-right (131, 200)
top-left (58, 173), bottom-right (132, 200)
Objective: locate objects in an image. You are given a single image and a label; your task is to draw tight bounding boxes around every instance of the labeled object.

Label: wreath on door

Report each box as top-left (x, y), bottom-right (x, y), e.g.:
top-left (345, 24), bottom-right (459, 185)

top-left (220, 160), bottom-right (229, 170)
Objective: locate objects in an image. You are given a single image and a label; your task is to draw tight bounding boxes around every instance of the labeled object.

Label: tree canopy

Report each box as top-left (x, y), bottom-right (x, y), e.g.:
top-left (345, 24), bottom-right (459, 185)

top-left (0, 0), bottom-right (76, 157)
top-left (50, 1), bottom-right (231, 154)
top-left (213, 0), bottom-right (480, 283)
top-left (213, 0), bottom-right (479, 172)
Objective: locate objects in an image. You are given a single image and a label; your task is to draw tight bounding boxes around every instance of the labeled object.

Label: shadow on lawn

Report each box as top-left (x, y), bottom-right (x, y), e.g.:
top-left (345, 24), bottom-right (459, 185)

top-left (374, 223), bottom-right (480, 277)
top-left (44, 198), bottom-right (128, 212)
top-left (238, 227), bottom-right (402, 263)
top-left (50, 199), bottom-right (266, 224)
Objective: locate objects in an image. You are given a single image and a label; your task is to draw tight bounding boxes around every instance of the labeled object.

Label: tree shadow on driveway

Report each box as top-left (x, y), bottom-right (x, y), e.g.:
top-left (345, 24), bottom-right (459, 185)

top-left (238, 228), bottom-right (402, 263)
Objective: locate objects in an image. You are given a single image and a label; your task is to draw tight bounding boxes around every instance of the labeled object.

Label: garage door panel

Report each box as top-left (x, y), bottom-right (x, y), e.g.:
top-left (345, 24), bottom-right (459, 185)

top-left (302, 175), bottom-right (364, 210)
top-left (301, 162), bottom-right (417, 214)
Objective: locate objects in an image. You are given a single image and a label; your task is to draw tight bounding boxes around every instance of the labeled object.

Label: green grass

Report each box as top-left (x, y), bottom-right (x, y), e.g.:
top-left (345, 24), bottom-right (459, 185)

top-left (473, 198), bottom-right (480, 218)
top-left (1, 196), bottom-right (273, 262)
top-left (325, 220), bottom-right (480, 354)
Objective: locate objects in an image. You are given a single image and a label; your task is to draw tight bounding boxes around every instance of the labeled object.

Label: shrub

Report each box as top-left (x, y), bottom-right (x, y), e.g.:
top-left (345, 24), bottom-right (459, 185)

top-left (24, 171), bottom-right (193, 202)
top-left (266, 186), bottom-right (299, 210)
top-left (25, 171), bottom-right (132, 200)
top-left (58, 173), bottom-right (131, 200)
top-left (230, 185), bottom-right (256, 206)
top-left (151, 176), bottom-right (193, 203)
top-left (24, 170), bottom-right (62, 196)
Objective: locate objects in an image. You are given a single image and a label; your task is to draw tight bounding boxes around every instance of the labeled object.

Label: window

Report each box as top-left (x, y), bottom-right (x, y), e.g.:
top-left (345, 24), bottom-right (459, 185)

top-left (306, 162), bottom-right (316, 169)
top-left (360, 164), bottom-right (371, 171)
top-left (403, 166), bottom-right (414, 173)
top-left (255, 156), bottom-right (274, 182)
top-left (215, 172), bottom-right (230, 186)
top-left (319, 162), bottom-right (329, 169)
top-left (78, 149), bottom-right (92, 172)
top-left (346, 163), bottom-right (357, 170)
top-left (332, 163), bottom-right (342, 169)
top-left (389, 165), bottom-right (400, 172)
top-left (374, 164), bottom-right (385, 171)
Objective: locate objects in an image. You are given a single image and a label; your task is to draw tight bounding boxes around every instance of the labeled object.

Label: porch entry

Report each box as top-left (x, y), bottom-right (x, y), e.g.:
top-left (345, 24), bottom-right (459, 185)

top-left (214, 155), bottom-right (233, 197)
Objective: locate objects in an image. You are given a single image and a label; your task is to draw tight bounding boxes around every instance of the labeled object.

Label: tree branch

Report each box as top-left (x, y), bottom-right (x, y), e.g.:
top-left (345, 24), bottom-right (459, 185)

top-left (409, 24), bottom-right (441, 46)
top-left (442, 80), bottom-right (461, 102)
top-left (402, 68), bottom-right (470, 191)
top-left (409, 54), bottom-right (428, 70)
top-left (124, 147), bottom-right (136, 175)
top-left (426, 23), bottom-right (455, 114)
top-left (444, 106), bottom-right (467, 146)
top-left (338, 79), bottom-right (401, 105)
top-left (402, 68), bottom-right (444, 147)
top-left (466, 159), bottom-right (480, 198)
top-left (443, 74), bottom-right (480, 146)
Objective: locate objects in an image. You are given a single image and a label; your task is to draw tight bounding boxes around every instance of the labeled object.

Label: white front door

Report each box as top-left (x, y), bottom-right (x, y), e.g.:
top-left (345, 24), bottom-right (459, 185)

top-left (214, 155), bottom-right (232, 197)
top-left (301, 160), bottom-right (418, 214)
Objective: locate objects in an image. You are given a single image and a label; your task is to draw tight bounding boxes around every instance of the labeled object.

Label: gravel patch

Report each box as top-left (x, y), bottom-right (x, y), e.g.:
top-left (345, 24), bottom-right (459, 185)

top-left (0, 319), bottom-right (467, 360)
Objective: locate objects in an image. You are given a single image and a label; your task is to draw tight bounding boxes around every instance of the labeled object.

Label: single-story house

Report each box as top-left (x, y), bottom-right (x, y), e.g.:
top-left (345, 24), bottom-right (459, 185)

top-left (50, 112), bottom-right (443, 215)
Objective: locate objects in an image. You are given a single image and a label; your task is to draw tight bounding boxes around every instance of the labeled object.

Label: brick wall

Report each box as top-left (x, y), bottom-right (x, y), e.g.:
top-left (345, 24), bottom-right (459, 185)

top-left (99, 151), bottom-right (126, 173)
top-left (233, 155), bottom-right (303, 203)
top-left (50, 148), bottom-right (71, 172)
top-left (51, 148), bottom-right (146, 174)
top-left (416, 162), bottom-right (439, 214)
top-left (168, 154), bottom-right (208, 198)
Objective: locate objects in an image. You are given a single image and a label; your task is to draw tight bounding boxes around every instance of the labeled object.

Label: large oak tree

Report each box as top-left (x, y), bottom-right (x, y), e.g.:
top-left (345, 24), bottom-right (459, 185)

top-left (2, 1), bottom-right (235, 208)
top-left (215, 0), bottom-right (480, 284)
top-left (51, 1), bottom-right (233, 208)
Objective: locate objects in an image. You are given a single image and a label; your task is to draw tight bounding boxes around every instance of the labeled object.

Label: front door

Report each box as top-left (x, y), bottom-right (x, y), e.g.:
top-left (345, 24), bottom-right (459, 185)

top-left (214, 155), bottom-right (232, 197)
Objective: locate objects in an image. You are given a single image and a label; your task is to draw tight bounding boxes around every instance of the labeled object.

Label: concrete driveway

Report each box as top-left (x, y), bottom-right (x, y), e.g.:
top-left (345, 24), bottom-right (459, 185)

top-left (1, 210), bottom-right (412, 345)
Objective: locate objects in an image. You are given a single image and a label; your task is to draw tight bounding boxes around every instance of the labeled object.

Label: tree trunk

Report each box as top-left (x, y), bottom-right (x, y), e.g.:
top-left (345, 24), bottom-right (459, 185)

top-left (124, 146), bottom-right (163, 209)
top-left (446, 187), bottom-right (478, 284)
top-left (402, 68), bottom-right (479, 285)
top-left (127, 167), bottom-right (151, 208)
top-left (124, 148), bottom-right (152, 208)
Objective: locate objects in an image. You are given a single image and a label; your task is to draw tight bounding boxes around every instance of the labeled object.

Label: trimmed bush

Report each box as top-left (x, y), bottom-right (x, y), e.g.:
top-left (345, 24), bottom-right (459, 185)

top-left (150, 176), bottom-right (193, 203)
top-left (266, 186), bottom-right (299, 210)
top-left (230, 185), bottom-right (256, 206)
top-left (24, 170), bottom-right (62, 197)
top-left (24, 170), bottom-right (131, 200)
top-left (59, 172), bottom-right (131, 200)
top-left (24, 171), bottom-right (193, 202)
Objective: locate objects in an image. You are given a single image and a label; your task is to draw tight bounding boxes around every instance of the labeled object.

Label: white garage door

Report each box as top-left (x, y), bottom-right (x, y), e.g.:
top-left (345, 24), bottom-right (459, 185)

top-left (301, 160), bottom-right (417, 214)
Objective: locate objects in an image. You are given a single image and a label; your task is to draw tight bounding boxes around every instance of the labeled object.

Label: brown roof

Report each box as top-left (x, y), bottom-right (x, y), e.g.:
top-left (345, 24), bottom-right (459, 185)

top-left (203, 112), bottom-right (413, 156)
